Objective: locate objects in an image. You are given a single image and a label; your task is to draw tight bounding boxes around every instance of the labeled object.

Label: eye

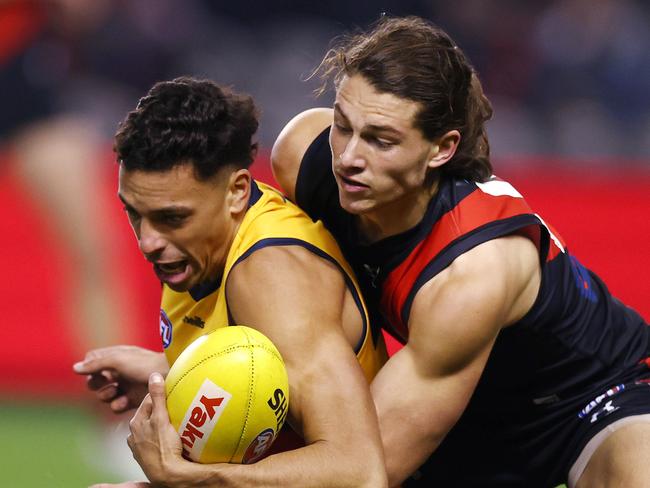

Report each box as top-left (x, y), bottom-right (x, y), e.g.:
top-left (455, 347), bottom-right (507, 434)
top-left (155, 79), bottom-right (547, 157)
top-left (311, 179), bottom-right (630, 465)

top-left (371, 137), bottom-right (395, 150)
top-left (123, 206), bottom-right (141, 221)
top-left (333, 121), bottom-right (352, 134)
top-left (161, 214), bottom-right (187, 227)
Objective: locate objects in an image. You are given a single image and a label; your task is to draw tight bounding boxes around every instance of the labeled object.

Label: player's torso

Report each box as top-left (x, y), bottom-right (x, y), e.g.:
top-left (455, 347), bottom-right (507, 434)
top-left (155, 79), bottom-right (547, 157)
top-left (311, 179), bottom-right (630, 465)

top-left (160, 180), bottom-right (386, 381)
top-left (360, 176), bottom-right (648, 394)
top-left (298, 127), bottom-right (650, 485)
top-left (297, 134), bottom-right (649, 399)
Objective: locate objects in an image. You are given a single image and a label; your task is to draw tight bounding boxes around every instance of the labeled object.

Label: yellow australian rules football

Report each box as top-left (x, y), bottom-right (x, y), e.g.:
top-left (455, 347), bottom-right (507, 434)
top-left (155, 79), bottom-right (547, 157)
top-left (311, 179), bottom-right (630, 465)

top-left (165, 325), bottom-right (290, 464)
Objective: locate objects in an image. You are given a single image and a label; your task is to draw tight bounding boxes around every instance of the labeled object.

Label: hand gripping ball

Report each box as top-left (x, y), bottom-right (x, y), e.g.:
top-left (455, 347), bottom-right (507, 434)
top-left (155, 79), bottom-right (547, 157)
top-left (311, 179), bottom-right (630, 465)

top-left (165, 326), bottom-right (290, 464)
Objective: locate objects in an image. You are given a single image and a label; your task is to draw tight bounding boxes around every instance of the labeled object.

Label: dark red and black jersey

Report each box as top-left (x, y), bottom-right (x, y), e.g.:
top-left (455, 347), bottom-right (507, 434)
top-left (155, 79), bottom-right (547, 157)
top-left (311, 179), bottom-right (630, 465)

top-left (297, 126), bottom-right (650, 487)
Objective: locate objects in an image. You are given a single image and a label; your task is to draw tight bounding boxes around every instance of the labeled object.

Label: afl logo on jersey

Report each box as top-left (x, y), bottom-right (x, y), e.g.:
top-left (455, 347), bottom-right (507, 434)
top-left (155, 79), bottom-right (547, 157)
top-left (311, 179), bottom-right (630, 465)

top-left (160, 309), bottom-right (173, 349)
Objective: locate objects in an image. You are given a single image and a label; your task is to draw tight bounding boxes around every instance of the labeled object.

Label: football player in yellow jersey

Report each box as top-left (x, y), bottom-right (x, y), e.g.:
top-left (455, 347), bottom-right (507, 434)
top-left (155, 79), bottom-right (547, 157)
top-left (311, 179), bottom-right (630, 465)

top-left (73, 77), bottom-right (388, 487)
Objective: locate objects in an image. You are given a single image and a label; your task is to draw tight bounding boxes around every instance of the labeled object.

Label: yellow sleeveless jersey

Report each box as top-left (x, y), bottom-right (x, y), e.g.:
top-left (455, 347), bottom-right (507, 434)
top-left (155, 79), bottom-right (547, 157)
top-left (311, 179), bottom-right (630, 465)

top-left (159, 180), bottom-right (387, 383)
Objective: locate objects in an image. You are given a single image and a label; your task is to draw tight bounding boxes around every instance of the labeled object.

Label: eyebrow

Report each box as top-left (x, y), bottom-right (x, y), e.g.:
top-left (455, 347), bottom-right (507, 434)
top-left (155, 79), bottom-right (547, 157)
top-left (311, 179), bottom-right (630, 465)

top-left (117, 193), bottom-right (191, 215)
top-left (334, 103), bottom-right (405, 138)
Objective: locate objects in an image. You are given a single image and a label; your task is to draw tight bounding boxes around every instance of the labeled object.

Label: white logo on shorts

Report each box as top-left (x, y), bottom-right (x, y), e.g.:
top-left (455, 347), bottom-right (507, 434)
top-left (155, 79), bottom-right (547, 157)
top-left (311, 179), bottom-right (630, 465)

top-left (590, 400), bottom-right (620, 423)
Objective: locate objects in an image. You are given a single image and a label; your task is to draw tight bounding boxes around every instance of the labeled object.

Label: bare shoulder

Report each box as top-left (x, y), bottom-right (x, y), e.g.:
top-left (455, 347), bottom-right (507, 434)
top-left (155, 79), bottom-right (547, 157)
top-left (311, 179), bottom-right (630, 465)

top-left (225, 241), bottom-right (356, 379)
top-left (441, 234), bottom-right (539, 303)
top-left (271, 108), bottom-right (333, 200)
top-left (226, 243), bottom-right (347, 328)
top-left (229, 242), bottom-right (341, 285)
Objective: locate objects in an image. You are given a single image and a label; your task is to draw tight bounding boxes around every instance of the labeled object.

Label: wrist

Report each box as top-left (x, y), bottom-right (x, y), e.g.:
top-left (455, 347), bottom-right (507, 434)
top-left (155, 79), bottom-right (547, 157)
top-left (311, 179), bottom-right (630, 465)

top-left (142, 454), bottom-right (187, 488)
top-left (167, 460), bottom-right (230, 488)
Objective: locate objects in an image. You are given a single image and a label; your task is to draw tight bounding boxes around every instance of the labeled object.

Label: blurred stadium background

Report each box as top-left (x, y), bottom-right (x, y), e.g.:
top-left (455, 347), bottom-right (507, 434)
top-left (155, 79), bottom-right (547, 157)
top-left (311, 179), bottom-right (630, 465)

top-left (1, 0), bottom-right (648, 486)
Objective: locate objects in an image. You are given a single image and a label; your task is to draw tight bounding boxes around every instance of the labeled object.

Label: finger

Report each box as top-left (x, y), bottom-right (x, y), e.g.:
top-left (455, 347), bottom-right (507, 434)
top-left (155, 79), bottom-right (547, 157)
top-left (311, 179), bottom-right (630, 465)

top-left (73, 354), bottom-right (119, 375)
top-left (96, 383), bottom-right (120, 402)
top-left (86, 370), bottom-right (115, 391)
top-left (110, 395), bottom-right (131, 413)
top-left (131, 394), bottom-right (153, 422)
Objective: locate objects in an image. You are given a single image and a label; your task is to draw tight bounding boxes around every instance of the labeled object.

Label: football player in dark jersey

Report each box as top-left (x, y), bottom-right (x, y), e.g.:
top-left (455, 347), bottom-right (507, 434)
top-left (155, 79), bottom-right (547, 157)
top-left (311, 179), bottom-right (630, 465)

top-left (272, 15), bottom-right (650, 488)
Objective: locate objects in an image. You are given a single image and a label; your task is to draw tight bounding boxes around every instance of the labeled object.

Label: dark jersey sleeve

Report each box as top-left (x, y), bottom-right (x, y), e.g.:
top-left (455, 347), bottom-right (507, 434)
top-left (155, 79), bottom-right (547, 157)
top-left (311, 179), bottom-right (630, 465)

top-left (295, 126), bottom-right (342, 226)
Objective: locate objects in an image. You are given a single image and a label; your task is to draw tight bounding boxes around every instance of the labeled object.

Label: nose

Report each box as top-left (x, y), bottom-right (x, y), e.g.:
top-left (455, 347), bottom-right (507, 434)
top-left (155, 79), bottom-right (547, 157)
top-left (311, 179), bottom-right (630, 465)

top-left (137, 219), bottom-right (166, 258)
top-left (338, 135), bottom-right (366, 171)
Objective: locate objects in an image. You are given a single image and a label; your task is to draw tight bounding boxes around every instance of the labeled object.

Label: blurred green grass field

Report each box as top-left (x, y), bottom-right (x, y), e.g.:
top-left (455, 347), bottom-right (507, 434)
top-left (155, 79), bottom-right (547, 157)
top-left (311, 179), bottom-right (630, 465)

top-left (0, 400), bottom-right (124, 488)
top-left (0, 400), bottom-right (569, 488)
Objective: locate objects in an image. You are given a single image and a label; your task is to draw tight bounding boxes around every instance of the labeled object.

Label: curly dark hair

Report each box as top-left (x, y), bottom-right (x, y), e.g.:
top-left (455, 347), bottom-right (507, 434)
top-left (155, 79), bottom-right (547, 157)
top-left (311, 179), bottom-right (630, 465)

top-left (114, 77), bottom-right (259, 179)
top-left (316, 16), bottom-right (493, 183)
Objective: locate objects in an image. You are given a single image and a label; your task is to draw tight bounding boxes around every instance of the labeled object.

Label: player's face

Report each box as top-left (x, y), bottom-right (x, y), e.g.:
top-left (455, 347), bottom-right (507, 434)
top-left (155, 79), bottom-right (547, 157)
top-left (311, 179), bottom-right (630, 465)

top-left (118, 163), bottom-right (247, 292)
top-left (330, 74), bottom-right (440, 234)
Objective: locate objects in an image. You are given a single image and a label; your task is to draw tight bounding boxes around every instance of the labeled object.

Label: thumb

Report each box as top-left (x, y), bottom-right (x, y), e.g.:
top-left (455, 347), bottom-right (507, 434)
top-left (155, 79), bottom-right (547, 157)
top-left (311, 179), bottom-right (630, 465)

top-left (148, 372), bottom-right (167, 414)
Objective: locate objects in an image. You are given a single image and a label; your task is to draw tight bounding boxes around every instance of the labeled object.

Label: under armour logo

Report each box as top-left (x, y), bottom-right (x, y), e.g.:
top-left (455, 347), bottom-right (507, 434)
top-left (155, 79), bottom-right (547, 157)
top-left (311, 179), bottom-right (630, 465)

top-left (363, 264), bottom-right (381, 288)
top-left (590, 400), bottom-right (619, 423)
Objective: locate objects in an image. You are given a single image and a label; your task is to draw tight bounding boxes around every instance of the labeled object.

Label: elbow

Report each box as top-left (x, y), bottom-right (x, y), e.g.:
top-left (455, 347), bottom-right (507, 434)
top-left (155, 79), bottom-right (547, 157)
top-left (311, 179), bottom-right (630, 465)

top-left (270, 107), bottom-right (333, 200)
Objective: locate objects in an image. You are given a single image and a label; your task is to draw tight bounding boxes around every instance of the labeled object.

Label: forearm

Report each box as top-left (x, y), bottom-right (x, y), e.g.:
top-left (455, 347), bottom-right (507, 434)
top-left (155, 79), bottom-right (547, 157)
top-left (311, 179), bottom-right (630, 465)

top-left (371, 351), bottom-right (467, 486)
top-left (163, 442), bottom-right (386, 488)
top-left (379, 409), bottom-right (443, 487)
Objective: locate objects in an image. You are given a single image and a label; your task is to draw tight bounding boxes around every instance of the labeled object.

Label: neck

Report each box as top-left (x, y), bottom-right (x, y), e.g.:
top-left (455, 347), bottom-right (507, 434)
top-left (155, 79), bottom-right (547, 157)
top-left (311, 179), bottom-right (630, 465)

top-left (206, 211), bottom-right (245, 284)
top-left (358, 181), bottom-right (439, 243)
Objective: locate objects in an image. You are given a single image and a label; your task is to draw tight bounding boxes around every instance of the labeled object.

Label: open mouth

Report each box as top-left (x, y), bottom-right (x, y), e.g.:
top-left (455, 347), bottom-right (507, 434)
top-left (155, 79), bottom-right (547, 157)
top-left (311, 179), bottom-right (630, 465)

top-left (156, 261), bottom-right (187, 274)
top-left (154, 260), bottom-right (191, 285)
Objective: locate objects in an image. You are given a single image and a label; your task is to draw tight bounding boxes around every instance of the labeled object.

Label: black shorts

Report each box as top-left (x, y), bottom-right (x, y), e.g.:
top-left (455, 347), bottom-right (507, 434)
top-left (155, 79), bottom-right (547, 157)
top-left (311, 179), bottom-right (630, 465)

top-left (404, 364), bottom-right (650, 488)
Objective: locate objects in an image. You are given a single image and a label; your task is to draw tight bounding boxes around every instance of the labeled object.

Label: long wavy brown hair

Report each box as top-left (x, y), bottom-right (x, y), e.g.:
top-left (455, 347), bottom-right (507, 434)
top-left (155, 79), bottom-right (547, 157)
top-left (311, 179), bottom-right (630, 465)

top-left (316, 16), bottom-right (493, 183)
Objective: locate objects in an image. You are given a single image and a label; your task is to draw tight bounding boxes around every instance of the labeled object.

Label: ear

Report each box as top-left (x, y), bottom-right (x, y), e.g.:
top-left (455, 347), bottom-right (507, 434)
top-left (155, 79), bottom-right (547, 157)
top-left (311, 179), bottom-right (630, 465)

top-left (426, 130), bottom-right (461, 170)
top-left (226, 169), bottom-right (251, 216)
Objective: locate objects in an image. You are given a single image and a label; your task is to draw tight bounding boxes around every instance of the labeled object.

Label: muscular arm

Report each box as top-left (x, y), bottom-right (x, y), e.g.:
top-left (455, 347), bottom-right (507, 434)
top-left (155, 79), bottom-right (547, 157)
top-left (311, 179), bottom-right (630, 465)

top-left (372, 235), bottom-right (541, 485)
top-left (157, 245), bottom-right (387, 487)
top-left (271, 108), bottom-right (332, 201)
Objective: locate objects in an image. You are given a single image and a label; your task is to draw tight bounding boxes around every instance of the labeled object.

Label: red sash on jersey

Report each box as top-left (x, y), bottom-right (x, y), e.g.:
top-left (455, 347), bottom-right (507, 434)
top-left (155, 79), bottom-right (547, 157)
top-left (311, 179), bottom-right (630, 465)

top-left (380, 184), bottom-right (563, 340)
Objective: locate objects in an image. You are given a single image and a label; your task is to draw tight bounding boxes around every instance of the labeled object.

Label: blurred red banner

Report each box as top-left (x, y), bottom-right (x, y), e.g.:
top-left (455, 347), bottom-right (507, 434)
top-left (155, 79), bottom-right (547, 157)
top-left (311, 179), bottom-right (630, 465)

top-left (0, 153), bottom-right (648, 398)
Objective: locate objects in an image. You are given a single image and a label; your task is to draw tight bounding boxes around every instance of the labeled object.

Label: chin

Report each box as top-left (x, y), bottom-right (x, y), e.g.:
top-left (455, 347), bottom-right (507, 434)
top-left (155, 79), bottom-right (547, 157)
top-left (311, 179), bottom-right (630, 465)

top-left (164, 281), bottom-right (192, 293)
top-left (339, 196), bottom-right (373, 216)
